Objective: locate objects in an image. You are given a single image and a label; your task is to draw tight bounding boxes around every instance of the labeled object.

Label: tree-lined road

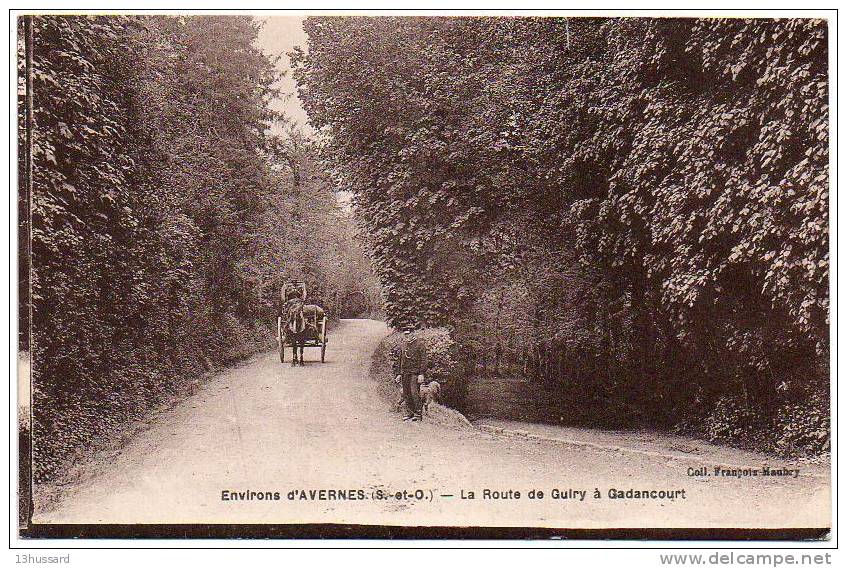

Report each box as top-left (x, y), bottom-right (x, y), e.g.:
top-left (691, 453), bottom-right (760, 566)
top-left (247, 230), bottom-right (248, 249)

top-left (36, 320), bottom-right (830, 529)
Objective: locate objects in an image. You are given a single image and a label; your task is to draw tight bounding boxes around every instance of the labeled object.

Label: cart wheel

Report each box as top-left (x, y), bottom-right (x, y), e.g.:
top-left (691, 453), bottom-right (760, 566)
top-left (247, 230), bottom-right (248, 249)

top-left (320, 319), bottom-right (327, 363)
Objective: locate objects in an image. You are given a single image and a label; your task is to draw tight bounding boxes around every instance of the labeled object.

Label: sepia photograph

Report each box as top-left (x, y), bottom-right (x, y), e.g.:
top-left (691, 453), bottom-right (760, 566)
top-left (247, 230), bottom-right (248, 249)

top-left (13, 8), bottom-right (833, 544)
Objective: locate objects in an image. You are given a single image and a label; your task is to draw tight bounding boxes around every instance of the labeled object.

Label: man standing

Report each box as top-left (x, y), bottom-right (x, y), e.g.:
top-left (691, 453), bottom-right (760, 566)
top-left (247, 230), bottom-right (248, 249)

top-left (394, 328), bottom-right (428, 422)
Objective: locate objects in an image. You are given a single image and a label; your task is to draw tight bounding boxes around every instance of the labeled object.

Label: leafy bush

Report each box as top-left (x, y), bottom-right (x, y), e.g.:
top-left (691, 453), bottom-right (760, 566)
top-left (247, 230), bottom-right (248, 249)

top-left (775, 390), bottom-right (830, 456)
top-left (700, 396), bottom-right (768, 450)
top-left (679, 383), bottom-right (829, 459)
top-left (216, 315), bottom-right (275, 363)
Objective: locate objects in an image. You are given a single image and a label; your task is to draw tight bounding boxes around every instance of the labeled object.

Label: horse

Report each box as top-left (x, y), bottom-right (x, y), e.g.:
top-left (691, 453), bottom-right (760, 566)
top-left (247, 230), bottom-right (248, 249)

top-left (284, 298), bottom-right (308, 367)
top-left (284, 298), bottom-right (326, 366)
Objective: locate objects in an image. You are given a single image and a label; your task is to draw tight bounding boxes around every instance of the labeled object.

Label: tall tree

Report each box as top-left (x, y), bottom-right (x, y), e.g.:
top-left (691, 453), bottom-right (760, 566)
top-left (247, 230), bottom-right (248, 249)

top-left (295, 16), bottom-right (829, 454)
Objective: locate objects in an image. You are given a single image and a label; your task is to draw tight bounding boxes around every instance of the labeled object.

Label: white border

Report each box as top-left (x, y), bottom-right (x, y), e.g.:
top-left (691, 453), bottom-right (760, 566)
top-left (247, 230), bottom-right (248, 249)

top-left (5, 3), bottom-right (839, 557)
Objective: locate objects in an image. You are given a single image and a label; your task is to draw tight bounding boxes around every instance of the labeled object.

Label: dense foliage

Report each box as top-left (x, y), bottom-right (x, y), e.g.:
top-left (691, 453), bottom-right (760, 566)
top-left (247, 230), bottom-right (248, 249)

top-left (294, 17), bottom-right (829, 455)
top-left (21, 15), bottom-right (379, 481)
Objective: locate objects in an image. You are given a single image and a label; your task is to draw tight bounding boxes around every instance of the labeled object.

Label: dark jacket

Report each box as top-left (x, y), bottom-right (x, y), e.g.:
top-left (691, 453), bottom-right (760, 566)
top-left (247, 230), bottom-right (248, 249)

top-left (393, 337), bottom-right (428, 376)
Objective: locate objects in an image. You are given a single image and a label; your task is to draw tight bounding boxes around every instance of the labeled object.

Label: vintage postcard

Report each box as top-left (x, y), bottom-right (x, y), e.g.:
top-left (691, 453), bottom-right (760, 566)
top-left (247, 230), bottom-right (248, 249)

top-left (14, 10), bottom-right (833, 541)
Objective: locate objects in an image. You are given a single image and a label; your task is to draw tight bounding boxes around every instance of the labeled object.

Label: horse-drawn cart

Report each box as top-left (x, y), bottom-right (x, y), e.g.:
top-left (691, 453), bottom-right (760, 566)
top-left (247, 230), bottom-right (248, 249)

top-left (277, 313), bottom-right (328, 363)
top-left (277, 280), bottom-right (328, 364)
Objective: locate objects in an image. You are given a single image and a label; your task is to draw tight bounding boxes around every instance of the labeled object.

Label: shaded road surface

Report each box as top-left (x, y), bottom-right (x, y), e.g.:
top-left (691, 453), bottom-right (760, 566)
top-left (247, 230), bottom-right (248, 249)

top-left (36, 319), bottom-right (830, 529)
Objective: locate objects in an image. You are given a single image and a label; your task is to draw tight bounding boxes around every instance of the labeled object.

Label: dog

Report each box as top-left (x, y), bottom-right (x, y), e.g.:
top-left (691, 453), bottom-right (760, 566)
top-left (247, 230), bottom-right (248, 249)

top-left (419, 380), bottom-right (442, 416)
top-left (394, 377), bottom-right (442, 417)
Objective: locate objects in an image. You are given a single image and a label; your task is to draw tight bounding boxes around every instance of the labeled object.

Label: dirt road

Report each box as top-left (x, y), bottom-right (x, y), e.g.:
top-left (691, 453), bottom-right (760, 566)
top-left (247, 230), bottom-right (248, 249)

top-left (35, 319), bottom-right (830, 529)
